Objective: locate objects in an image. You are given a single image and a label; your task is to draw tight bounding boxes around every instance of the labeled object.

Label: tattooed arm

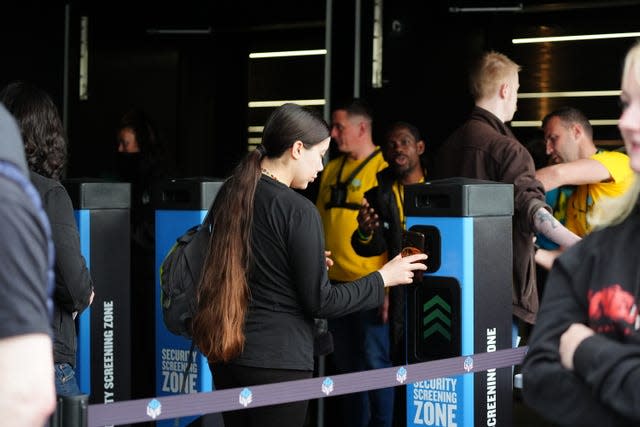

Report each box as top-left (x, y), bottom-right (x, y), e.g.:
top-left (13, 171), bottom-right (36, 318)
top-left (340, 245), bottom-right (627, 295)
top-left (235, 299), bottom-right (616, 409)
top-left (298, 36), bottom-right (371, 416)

top-left (533, 207), bottom-right (581, 248)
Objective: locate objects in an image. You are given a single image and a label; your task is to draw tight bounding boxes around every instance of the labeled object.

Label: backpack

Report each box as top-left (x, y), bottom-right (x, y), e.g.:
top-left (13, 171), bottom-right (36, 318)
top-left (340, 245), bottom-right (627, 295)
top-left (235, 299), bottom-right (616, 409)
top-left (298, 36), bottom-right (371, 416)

top-left (159, 212), bottom-right (212, 338)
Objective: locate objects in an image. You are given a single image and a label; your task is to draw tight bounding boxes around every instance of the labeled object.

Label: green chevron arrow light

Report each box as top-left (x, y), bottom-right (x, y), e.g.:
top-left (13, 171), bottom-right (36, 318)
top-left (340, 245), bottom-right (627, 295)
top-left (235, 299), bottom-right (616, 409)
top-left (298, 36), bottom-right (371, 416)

top-left (423, 295), bottom-right (452, 341)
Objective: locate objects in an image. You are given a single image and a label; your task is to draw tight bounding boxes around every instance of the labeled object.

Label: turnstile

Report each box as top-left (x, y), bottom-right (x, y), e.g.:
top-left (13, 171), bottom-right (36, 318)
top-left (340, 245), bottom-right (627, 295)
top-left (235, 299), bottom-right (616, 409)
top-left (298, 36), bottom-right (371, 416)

top-left (404, 178), bottom-right (513, 427)
top-left (155, 178), bottom-right (224, 427)
top-left (65, 179), bottom-right (132, 405)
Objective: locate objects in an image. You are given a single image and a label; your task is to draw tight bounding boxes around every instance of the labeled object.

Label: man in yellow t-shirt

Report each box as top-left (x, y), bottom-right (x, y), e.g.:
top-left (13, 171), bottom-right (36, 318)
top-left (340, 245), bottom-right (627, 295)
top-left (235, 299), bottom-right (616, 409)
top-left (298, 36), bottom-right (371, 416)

top-left (316, 99), bottom-right (388, 427)
top-left (536, 107), bottom-right (635, 267)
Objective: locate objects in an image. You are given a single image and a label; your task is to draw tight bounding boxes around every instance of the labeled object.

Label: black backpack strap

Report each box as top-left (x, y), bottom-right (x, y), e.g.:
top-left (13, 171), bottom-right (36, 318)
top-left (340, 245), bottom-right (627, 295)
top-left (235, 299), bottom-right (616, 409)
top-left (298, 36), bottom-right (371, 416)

top-left (327, 148), bottom-right (382, 211)
top-left (180, 340), bottom-right (197, 394)
top-left (173, 340), bottom-right (197, 427)
top-left (342, 148), bottom-right (382, 186)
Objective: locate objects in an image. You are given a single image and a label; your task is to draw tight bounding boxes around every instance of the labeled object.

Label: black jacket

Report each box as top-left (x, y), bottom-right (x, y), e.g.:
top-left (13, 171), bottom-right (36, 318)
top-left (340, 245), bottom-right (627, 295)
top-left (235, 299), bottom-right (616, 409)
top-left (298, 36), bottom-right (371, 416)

top-left (432, 106), bottom-right (549, 324)
top-left (31, 172), bottom-right (93, 367)
top-left (350, 167), bottom-right (406, 363)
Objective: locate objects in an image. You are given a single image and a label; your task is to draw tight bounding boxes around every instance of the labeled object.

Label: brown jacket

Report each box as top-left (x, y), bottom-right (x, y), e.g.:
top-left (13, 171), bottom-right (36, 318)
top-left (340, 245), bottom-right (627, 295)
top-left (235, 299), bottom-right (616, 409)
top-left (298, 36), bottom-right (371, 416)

top-left (433, 106), bottom-right (549, 324)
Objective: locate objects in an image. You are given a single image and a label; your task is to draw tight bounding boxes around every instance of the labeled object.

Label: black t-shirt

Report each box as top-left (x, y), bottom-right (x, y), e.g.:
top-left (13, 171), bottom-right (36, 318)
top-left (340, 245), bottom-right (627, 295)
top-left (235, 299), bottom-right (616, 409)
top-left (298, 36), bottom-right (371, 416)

top-left (234, 176), bottom-right (384, 371)
top-left (0, 178), bottom-right (51, 339)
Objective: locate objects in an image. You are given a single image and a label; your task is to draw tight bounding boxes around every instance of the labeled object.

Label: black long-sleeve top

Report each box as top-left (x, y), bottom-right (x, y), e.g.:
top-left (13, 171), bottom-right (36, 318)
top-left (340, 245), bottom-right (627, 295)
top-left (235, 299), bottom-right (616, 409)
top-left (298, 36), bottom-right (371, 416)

top-left (522, 204), bottom-right (640, 426)
top-left (31, 172), bottom-right (93, 367)
top-left (234, 176), bottom-right (384, 371)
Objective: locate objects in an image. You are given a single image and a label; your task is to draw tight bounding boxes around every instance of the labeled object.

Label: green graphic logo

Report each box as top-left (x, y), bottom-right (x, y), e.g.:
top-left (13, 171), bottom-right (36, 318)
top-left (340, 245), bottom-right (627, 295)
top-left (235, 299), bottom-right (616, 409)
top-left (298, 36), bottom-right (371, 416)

top-left (422, 295), bottom-right (452, 341)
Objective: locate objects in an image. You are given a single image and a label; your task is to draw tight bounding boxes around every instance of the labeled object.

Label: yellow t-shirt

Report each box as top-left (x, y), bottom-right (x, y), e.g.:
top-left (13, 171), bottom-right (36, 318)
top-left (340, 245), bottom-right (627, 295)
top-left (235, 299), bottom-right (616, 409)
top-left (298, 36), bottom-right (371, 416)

top-left (566, 150), bottom-right (635, 236)
top-left (316, 151), bottom-right (388, 282)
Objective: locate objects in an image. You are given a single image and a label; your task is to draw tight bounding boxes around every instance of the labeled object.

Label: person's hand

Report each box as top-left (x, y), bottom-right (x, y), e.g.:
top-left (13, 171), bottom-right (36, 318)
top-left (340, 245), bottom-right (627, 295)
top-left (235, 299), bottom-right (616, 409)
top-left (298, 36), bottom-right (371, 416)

top-left (378, 253), bottom-right (428, 287)
top-left (357, 198), bottom-right (380, 235)
top-left (559, 323), bottom-right (594, 370)
top-left (535, 248), bottom-right (562, 270)
top-left (324, 251), bottom-right (334, 270)
top-left (378, 292), bottom-right (390, 324)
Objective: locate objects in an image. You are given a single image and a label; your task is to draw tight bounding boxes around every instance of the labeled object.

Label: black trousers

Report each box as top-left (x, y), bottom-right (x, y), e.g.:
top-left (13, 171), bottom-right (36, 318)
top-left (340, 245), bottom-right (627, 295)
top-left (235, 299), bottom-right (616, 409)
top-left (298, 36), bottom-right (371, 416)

top-left (211, 363), bottom-right (313, 427)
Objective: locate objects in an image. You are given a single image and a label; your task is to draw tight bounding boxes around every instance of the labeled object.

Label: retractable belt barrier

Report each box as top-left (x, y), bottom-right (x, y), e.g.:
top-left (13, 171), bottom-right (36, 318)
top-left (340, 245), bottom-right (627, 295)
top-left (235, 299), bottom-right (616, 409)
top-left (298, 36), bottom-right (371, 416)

top-left (87, 346), bottom-right (527, 426)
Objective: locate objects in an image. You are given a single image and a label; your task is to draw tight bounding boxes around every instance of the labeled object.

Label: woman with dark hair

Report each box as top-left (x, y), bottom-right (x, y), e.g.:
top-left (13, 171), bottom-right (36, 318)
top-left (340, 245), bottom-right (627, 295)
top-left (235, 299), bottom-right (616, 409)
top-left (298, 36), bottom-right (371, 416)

top-left (0, 81), bottom-right (94, 396)
top-left (116, 108), bottom-right (167, 183)
top-left (115, 107), bottom-right (168, 245)
top-left (0, 82), bottom-right (67, 180)
top-left (191, 103), bottom-right (426, 427)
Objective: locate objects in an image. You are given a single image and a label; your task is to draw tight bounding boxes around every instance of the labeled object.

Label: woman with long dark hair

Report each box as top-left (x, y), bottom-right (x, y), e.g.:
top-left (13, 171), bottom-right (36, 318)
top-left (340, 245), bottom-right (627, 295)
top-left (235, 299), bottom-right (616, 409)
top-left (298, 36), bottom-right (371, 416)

top-left (0, 81), bottom-right (94, 396)
top-left (192, 103), bottom-right (426, 427)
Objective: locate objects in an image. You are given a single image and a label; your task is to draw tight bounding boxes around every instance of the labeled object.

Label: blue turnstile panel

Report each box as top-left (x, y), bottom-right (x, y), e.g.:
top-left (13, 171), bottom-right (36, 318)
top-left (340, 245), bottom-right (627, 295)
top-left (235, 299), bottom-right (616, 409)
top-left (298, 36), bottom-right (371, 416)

top-left (155, 178), bottom-right (223, 427)
top-left (75, 210), bottom-right (91, 395)
top-left (404, 178), bottom-right (513, 427)
top-left (405, 217), bottom-right (474, 427)
top-left (155, 210), bottom-right (212, 399)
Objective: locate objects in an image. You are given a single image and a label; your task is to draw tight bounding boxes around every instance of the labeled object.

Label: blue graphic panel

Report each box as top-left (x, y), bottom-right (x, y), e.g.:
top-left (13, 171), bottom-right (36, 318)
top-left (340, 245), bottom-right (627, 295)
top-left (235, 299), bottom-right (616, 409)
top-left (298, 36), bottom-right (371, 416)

top-left (75, 209), bottom-right (91, 395)
top-left (405, 216), bottom-right (474, 427)
top-left (155, 210), bottom-right (213, 427)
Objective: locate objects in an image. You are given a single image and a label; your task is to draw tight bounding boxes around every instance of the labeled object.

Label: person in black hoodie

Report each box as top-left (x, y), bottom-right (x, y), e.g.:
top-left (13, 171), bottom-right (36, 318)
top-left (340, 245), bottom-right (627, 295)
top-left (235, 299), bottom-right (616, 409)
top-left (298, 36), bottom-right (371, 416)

top-left (0, 81), bottom-right (94, 396)
top-left (522, 42), bottom-right (640, 426)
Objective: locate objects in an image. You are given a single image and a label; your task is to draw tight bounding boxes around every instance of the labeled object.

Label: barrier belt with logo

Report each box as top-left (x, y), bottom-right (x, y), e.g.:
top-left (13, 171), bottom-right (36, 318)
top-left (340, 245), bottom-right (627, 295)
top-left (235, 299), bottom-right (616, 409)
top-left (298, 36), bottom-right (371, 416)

top-left (89, 346), bottom-right (527, 426)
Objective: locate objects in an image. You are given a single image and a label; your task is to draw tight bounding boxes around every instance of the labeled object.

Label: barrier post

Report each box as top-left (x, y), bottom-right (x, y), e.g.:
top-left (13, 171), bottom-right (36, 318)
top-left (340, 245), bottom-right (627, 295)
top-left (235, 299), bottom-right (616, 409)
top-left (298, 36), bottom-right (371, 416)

top-left (64, 179), bottom-right (132, 408)
top-left (404, 178), bottom-right (513, 427)
top-left (50, 394), bottom-right (89, 427)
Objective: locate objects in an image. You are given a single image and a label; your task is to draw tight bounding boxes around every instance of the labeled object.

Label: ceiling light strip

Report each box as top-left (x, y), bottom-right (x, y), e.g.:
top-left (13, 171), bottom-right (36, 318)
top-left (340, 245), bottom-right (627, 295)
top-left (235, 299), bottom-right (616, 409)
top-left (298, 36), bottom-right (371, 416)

top-left (248, 126), bottom-right (264, 133)
top-left (249, 49), bottom-right (327, 59)
top-left (248, 99), bottom-right (326, 108)
top-left (518, 90), bottom-right (621, 99)
top-left (512, 119), bottom-right (619, 127)
top-left (513, 32), bottom-right (640, 44)
top-left (586, 119), bottom-right (619, 126)
top-left (147, 28), bottom-right (212, 35)
top-left (450, 6), bottom-right (523, 12)
top-left (511, 121), bottom-right (542, 128)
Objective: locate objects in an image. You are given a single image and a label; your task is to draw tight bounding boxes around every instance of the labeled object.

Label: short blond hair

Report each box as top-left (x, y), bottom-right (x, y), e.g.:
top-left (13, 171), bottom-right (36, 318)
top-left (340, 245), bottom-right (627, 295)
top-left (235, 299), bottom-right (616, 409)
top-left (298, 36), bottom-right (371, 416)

top-left (469, 51), bottom-right (521, 101)
top-left (622, 42), bottom-right (640, 92)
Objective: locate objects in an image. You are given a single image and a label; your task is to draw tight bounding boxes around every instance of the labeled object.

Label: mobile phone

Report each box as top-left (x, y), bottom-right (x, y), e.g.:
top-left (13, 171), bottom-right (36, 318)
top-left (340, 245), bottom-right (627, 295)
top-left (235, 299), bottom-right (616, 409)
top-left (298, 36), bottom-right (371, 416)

top-left (401, 230), bottom-right (426, 284)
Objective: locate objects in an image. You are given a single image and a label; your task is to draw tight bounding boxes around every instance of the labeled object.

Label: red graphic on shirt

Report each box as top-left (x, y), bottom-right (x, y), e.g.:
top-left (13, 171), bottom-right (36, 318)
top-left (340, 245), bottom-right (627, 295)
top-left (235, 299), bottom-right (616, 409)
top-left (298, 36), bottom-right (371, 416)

top-left (588, 285), bottom-right (638, 336)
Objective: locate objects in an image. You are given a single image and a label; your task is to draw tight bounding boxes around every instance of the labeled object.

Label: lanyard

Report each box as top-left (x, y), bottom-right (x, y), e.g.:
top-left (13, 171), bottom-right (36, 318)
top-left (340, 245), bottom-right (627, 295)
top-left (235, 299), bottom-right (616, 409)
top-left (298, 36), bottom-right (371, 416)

top-left (334, 148), bottom-right (381, 188)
